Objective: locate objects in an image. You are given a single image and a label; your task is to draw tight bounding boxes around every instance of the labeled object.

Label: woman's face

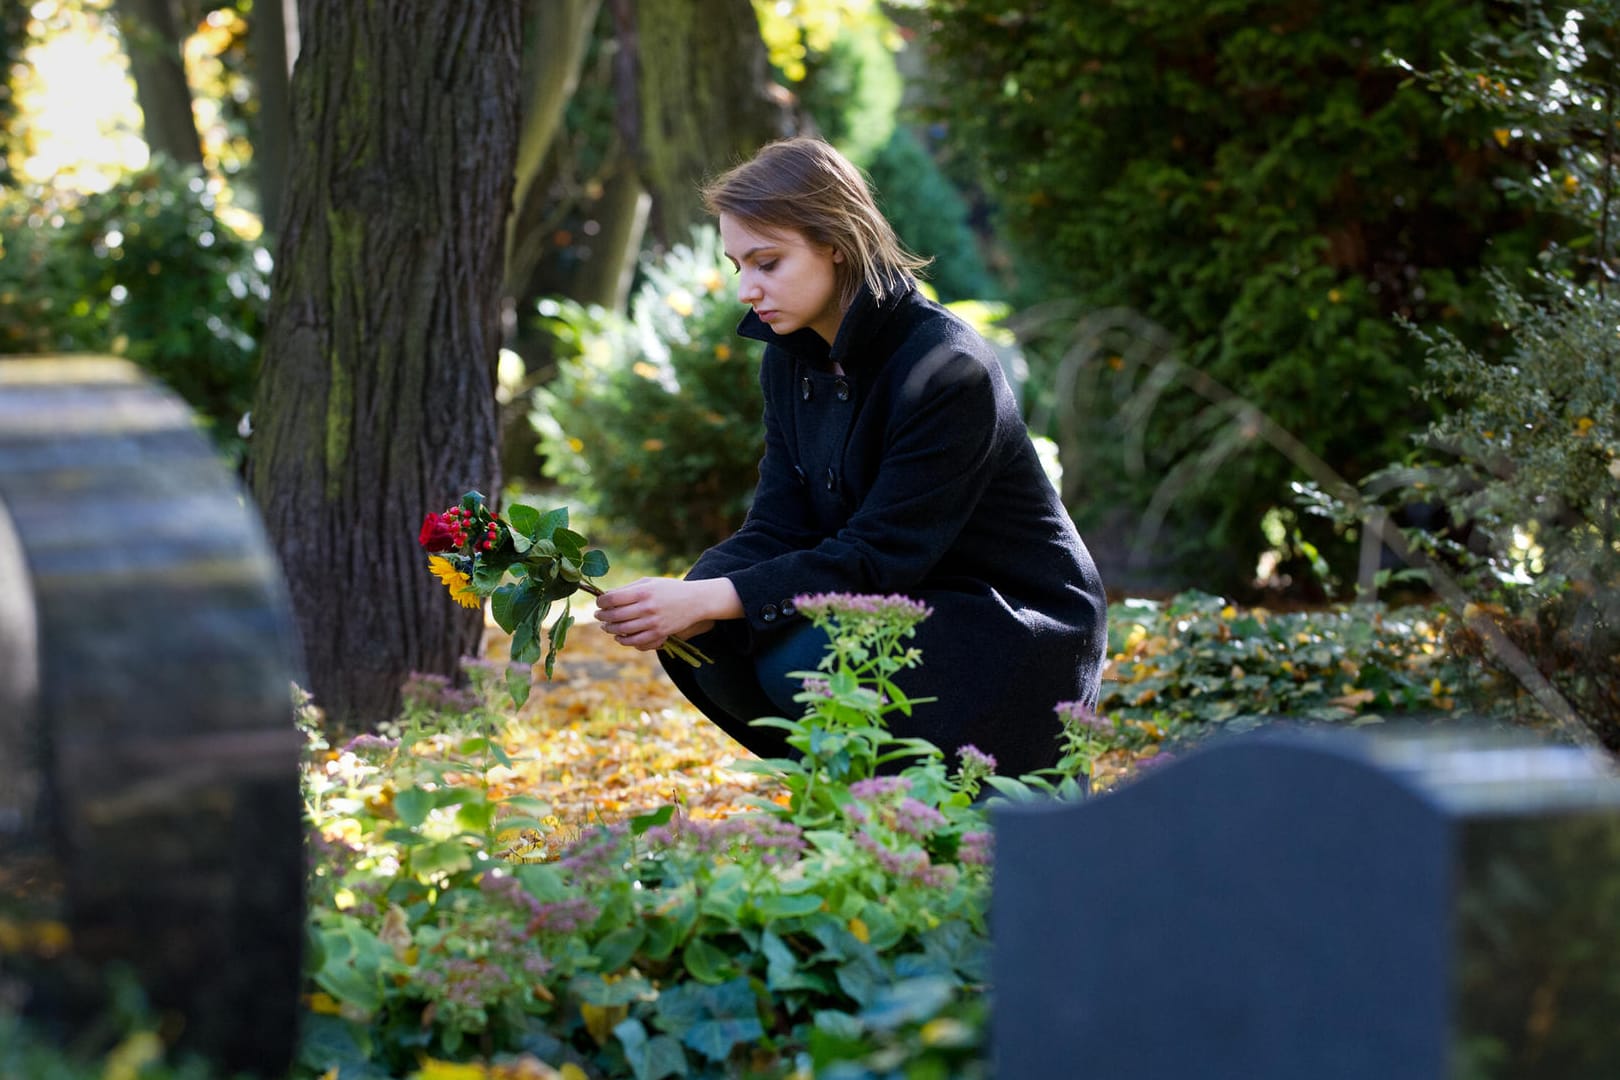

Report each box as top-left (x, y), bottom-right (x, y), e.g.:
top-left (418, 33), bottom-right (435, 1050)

top-left (720, 214), bottom-right (846, 345)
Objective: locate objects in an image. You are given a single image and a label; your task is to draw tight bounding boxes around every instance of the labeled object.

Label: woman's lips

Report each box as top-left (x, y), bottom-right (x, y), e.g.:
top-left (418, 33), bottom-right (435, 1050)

top-left (755, 309), bottom-right (778, 322)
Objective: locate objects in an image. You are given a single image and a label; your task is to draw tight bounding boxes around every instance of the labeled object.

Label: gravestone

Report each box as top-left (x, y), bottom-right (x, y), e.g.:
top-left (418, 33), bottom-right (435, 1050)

top-left (992, 728), bottom-right (1620, 1079)
top-left (0, 356), bottom-right (306, 1076)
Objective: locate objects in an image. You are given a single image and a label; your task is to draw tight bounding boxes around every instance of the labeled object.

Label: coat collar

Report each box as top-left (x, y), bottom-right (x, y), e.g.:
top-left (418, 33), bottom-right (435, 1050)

top-left (736, 276), bottom-right (918, 371)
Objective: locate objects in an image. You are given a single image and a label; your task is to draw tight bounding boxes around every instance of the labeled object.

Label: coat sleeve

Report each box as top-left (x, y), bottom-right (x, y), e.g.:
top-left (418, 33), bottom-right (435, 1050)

top-left (724, 336), bottom-right (1009, 635)
top-left (686, 351), bottom-right (818, 581)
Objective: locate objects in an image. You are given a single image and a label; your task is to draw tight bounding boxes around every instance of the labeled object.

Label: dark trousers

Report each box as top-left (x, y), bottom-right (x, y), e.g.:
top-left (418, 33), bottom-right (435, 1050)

top-left (685, 621), bottom-right (829, 760)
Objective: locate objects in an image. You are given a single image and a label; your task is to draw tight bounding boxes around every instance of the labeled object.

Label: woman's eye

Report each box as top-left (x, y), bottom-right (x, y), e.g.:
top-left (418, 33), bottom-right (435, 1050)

top-left (759, 260), bottom-right (777, 272)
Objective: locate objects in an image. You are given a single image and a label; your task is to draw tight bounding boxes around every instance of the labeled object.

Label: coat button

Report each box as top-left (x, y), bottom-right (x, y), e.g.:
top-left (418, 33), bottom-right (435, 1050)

top-left (760, 602), bottom-right (779, 622)
top-left (780, 599), bottom-right (796, 618)
top-left (834, 378), bottom-right (850, 402)
top-left (800, 377), bottom-right (813, 401)
top-left (824, 467), bottom-right (837, 492)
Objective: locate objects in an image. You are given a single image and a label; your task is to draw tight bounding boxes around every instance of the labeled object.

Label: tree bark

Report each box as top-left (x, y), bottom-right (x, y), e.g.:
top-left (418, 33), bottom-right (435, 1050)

top-left (115, 0), bottom-right (204, 167)
top-left (505, 0), bottom-right (602, 294)
top-left (248, 0), bottom-right (522, 731)
top-left (626, 0), bottom-right (789, 245)
top-left (572, 156), bottom-right (650, 310)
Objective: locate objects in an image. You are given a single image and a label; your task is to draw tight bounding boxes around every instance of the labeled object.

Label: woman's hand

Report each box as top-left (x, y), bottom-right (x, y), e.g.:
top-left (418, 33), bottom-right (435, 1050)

top-left (594, 577), bottom-right (739, 651)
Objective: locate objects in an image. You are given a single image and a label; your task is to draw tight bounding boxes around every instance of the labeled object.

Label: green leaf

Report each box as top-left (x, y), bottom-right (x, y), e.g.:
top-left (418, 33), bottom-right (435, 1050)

top-left (572, 971), bottom-right (656, 1006)
top-left (394, 785), bottom-right (435, 828)
top-left (581, 548), bottom-right (610, 577)
top-left (535, 506), bottom-right (569, 539)
top-left (545, 610), bottom-right (574, 679)
top-left (472, 558), bottom-right (508, 593)
top-left (553, 527), bottom-right (587, 561)
top-left (295, 1013), bottom-right (376, 1076)
top-left (312, 924), bottom-right (386, 1015)
top-left (613, 1018), bottom-right (689, 1080)
top-left (681, 937), bottom-right (735, 985)
top-left (506, 502), bottom-right (541, 536)
top-left (630, 804), bottom-right (677, 835)
top-left (594, 925), bottom-right (647, 972)
top-left (641, 914), bottom-right (681, 961)
top-left (507, 667), bottom-right (532, 707)
top-left (499, 794), bottom-right (552, 819)
top-left (511, 612), bottom-right (544, 667)
top-left (411, 839), bottom-right (473, 879)
top-left (857, 975), bottom-right (957, 1031)
top-left (832, 943), bottom-right (886, 1007)
top-left (491, 578), bottom-right (545, 634)
top-left (455, 799), bottom-right (496, 834)
top-left (659, 979), bottom-right (766, 1063)
top-left (761, 928), bottom-right (831, 993)
top-left (492, 815), bottom-right (549, 835)
top-left (754, 892), bottom-right (825, 920)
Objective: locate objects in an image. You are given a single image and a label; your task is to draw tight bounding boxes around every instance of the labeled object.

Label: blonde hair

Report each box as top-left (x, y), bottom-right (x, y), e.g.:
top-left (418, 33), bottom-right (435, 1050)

top-left (701, 136), bottom-right (930, 308)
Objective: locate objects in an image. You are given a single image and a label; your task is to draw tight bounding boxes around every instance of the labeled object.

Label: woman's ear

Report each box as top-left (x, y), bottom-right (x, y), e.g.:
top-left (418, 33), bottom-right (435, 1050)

top-left (832, 249), bottom-right (845, 264)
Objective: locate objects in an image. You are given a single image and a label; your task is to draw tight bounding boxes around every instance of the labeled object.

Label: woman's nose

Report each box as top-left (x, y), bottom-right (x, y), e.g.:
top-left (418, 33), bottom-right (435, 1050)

top-left (738, 275), bottom-right (762, 304)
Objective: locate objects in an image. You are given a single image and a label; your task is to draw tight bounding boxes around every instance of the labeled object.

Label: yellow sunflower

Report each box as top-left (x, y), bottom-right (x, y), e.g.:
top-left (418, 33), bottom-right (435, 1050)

top-left (427, 555), bottom-right (482, 609)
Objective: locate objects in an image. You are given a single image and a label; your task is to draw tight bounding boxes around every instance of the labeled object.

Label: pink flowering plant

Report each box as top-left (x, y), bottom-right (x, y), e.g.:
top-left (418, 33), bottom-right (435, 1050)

top-left (738, 592), bottom-right (950, 823)
top-left (297, 594), bottom-right (1003, 1078)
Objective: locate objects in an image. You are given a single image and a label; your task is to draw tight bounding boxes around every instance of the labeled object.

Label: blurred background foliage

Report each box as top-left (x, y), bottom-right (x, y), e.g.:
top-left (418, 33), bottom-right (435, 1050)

top-left (1, 0), bottom-right (1613, 617)
top-left (920, 0), bottom-right (1566, 596)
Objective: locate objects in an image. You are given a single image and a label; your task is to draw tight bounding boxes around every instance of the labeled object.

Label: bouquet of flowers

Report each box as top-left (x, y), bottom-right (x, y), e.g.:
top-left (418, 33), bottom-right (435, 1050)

top-left (418, 491), bottom-right (709, 706)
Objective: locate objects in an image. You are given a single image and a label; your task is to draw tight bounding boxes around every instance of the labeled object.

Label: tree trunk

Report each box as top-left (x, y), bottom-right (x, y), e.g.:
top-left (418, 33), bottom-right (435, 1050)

top-left (624, 0), bottom-right (789, 245)
top-left (248, 0), bottom-right (295, 238)
top-left (505, 0), bottom-right (602, 294)
top-left (115, 0), bottom-right (204, 167)
top-left (0, 1), bottom-right (30, 187)
top-left (572, 157), bottom-right (650, 309)
top-left (248, 0), bottom-right (522, 731)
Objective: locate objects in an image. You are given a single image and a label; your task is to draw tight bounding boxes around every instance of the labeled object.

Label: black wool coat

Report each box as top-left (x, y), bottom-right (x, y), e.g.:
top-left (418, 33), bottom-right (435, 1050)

top-left (658, 281), bottom-right (1108, 777)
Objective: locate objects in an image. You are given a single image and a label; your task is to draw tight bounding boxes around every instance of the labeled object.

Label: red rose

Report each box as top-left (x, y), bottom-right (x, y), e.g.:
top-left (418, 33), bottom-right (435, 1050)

top-left (418, 512), bottom-right (458, 552)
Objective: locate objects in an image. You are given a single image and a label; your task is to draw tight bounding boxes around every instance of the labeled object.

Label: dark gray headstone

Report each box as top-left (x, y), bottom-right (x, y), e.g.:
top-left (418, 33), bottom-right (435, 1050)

top-left (991, 728), bottom-right (1620, 1080)
top-left (0, 357), bottom-right (306, 1076)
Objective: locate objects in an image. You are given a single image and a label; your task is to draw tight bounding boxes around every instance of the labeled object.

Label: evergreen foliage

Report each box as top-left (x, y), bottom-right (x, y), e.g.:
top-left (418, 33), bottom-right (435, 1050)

top-left (1324, 1), bottom-right (1620, 749)
top-left (0, 0), bottom-right (29, 188)
top-left (0, 159), bottom-right (268, 463)
top-left (921, 1), bottom-right (1553, 589)
top-left (868, 125), bottom-right (1000, 302)
top-left (793, 12), bottom-right (999, 302)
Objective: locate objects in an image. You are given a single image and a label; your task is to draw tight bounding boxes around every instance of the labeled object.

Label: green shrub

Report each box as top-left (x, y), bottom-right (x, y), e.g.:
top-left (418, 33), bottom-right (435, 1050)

top-left (922, 0), bottom-right (1554, 590)
top-left (1303, 1), bottom-right (1620, 748)
top-left (0, 975), bottom-right (233, 1080)
top-left (530, 226), bottom-right (767, 567)
top-left (869, 125), bottom-right (1000, 303)
top-left (792, 10), bottom-right (1000, 302)
top-left (797, 17), bottom-right (902, 169)
top-left (1096, 590), bottom-right (1488, 747)
top-left (0, 159), bottom-right (268, 463)
top-left (297, 595), bottom-right (1035, 1078)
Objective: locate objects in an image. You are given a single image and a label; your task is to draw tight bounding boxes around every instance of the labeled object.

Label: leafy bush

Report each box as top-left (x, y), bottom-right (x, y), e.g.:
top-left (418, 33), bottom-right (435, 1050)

top-left (793, 11), bottom-right (999, 303)
top-left (297, 596), bottom-right (1036, 1078)
top-left (795, 15), bottom-right (903, 169)
top-left (0, 975), bottom-right (235, 1080)
top-left (1315, 1), bottom-right (1620, 748)
top-left (921, 0), bottom-right (1553, 589)
top-left (868, 126), bottom-right (1000, 303)
top-left (1096, 591), bottom-right (1488, 748)
top-left (531, 226), bottom-right (767, 567)
top-left (0, 159), bottom-right (268, 463)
